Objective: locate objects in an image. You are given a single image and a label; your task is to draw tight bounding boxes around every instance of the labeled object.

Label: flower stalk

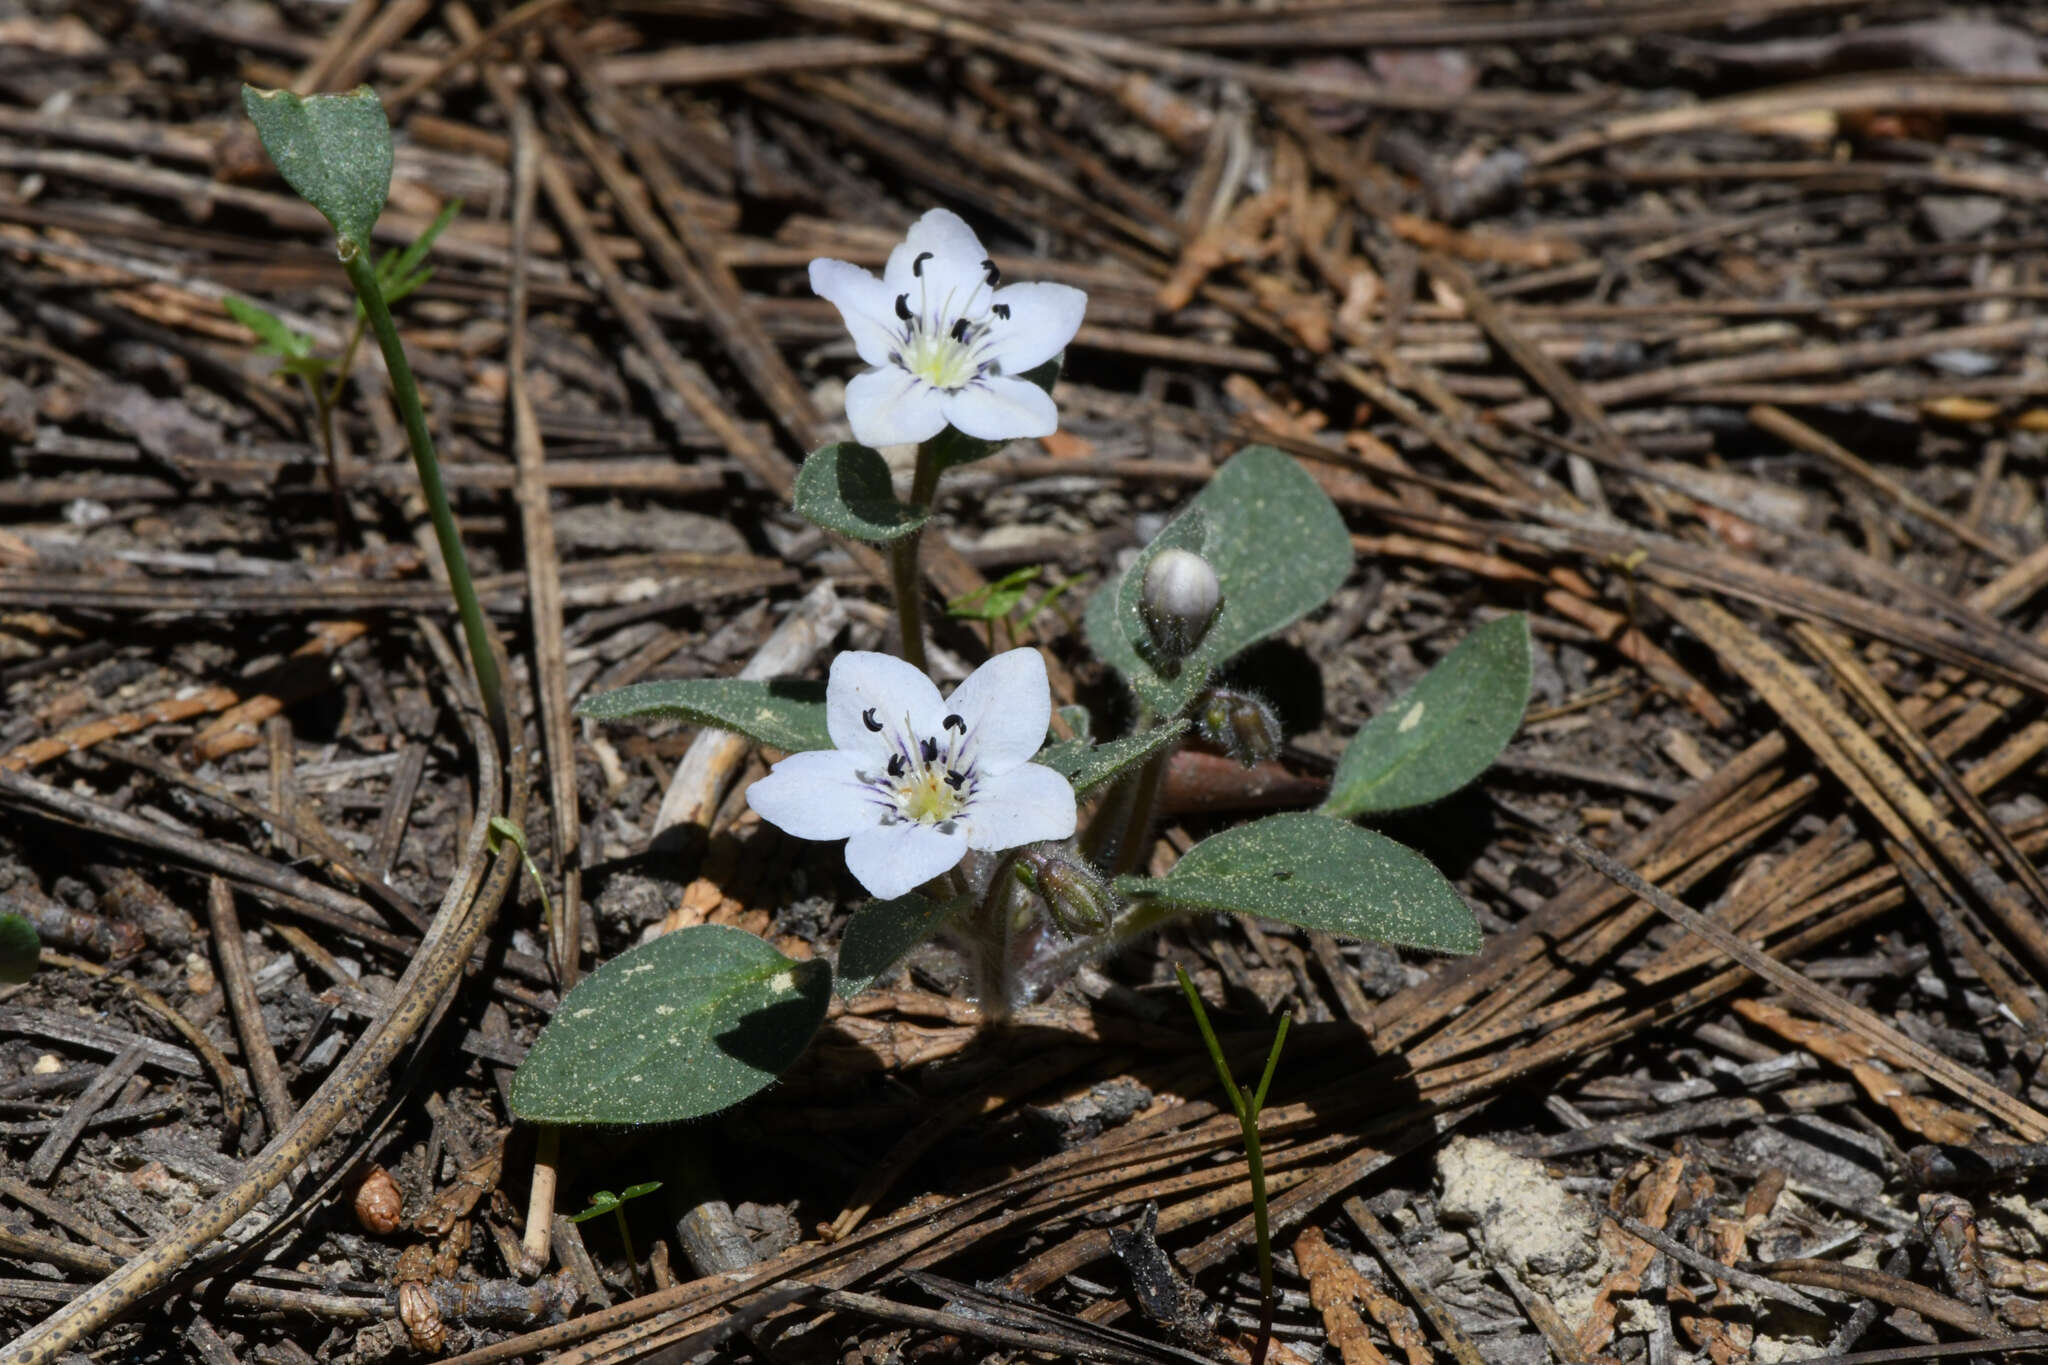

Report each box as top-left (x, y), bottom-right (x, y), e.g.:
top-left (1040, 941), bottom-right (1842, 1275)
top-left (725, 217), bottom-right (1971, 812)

top-left (888, 439), bottom-right (946, 673)
top-left (339, 243), bottom-right (504, 741)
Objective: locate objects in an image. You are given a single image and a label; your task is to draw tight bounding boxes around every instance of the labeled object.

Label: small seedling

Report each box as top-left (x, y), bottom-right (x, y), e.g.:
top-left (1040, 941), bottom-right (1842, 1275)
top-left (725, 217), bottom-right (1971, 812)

top-left (1175, 964), bottom-right (1288, 1365)
top-left (486, 817), bottom-right (554, 925)
top-left (227, 199), bottom-right (459, 533)
top-left (946, 564), bottom-right (1079, 650)
top-left (566, 1181), bottom-right (663, 1292)
top-left (239, 84), bottom-right (502, 738)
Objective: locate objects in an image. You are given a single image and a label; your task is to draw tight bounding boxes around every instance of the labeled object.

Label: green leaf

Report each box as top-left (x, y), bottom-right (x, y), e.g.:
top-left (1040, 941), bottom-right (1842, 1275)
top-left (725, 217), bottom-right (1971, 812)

top-left (240, 84), bottom-right (393, 249)
top-left (836, 893), bottom-right (965, 998)
top-left (576, 679), bottom-right (830, 753)
top-left (567, 1192), bottom-right (620, 1222)
top-left (1323, 614), bottom-right (1531, 819)
top-left (1086, 446), bottom-right (1351, 719)
top-left (0, 913), bottom-right (39, 984)
top-left (278, 355), bottom-right (334, 382)
top-left (377, 198), bottom-right (461, 306)
top-left (1037, 720), bottom-right (1188, 798)
top-left (922, 355), bottom-right (1064, 473)
top-left (510, 925), bottom-right (831, 1125)
top-left (1056, 706), bottom-right (1093, 743)
top-left (948, 565), bottom-right (1042, 623)
top-left (1115, 812), bottom-right (1479, 955)
top-left (793, 442), bottom-right (929, 543)
top-left (223, 296), bottom-right (314, 360)
top-left (567, 1180), bottom-right (662, 1222)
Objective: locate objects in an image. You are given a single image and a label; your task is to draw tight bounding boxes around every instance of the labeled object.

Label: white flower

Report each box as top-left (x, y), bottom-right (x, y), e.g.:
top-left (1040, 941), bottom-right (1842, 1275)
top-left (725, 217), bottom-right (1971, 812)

top-left (809, 208), bottom-right (1087, 448)
top-left (745, 648), bottom-right (1077, 901)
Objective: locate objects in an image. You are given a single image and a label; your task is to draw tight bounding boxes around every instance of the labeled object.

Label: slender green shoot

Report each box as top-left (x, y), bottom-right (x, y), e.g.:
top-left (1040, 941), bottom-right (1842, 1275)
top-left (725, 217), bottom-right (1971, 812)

top-left (487, 818), bottom-right (553, 926)
top-left (566, 1181), bottom-right (663, 1293)
top-left (1175, 963), bottom-right (1289, 1365)
top-left (339, 243), bottom-right (504, 738)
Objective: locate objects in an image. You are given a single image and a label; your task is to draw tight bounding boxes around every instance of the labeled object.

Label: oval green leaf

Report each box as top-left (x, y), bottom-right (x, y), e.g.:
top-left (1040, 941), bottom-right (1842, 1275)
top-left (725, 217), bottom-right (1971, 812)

top-left (793, 442), bottom-right (929, 543)
top-left (240, 85), bottom-right (393, 249)
top-left (0, 912), bottom-right (39, 984)
top-left (575, 678), bottom-right (830, 753)
top-left (510, 924), bottom-right (831, 1125)
top-left (1086, 446), bottom-right (1351, 719)
top-left (1115, 812), bottom-right (1479, 954)
top-left (1323, 614), bottom-right (1531, 819)
top-left (836, 892), bottom-right (966, 998)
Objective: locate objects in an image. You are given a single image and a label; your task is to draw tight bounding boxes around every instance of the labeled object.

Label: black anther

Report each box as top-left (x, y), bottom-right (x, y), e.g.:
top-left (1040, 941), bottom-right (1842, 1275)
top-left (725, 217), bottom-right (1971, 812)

top-left (991, 304), bottom-right (1011, 320)
top-left (982, 258), bottom-right (1000, 285)
top-left (894, 293), bottom-right (912, 320)
top-left (943, 713), bottom-right (965, 732)
top-left (920, 737), bottom-right (939, 763)
top-left (861, 707), bottom-right (882, 732)
top-left (950, 318), bottom-right (970, 342)
top-left (944, 769), bottom-right (965, 790)
top-left (886, 754), bottom-right (906, 778)
top-left (912, 251), bottom-right (933, 276)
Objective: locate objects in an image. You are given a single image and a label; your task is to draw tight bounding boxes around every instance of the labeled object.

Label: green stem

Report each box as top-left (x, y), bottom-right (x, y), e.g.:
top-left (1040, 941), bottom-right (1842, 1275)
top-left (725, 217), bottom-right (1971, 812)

top-left (888, 441), bottom-right (946, 672)
top-left (298, 372), bottom-right (350, 537)
top-left (1176, 965), bottom-right (1288, 1365)
top-left (612, 1207), bottom-right (642, 1294)
top-left (340, 243), bottom-right (505, 740)
top-left (1108, 746), bottom-right (1171, 879)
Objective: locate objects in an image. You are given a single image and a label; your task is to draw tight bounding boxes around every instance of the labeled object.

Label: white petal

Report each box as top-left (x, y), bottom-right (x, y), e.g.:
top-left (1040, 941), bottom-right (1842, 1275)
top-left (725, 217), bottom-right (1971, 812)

top-left (845, 367), bottom-right (950, 447)
top-left (943, 647), bottom-right (1051, 775)
top-left (826, 650), bottom-right (945, 759)
top-left (982, 282), bottom-right (1086, 375)
top-left (963, 763), bottom-right (1077, 853)
top-left (942, 375), bottom-right (1058, 442)
top-left (844, 820), bottom-right (968, 900)
top-left (809, 258), bottom-right (902, 368)
top-left (885, 208), bottom-right (992, 312)
top-left (745, 750), bottom-right (881, 841)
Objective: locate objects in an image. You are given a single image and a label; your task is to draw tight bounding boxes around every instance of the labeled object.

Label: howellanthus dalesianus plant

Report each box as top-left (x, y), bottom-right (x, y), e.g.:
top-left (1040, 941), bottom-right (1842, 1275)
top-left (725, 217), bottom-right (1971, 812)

top-left (512, 207), bottom-right (1535, 1127)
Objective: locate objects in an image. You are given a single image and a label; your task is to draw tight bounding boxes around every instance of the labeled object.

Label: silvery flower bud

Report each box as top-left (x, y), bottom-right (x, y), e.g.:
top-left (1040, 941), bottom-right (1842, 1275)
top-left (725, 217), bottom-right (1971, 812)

top-left (1013, 845), bottom-right (1116, 938)
top-left (1195, 687), bottom-right (1282, 767)
top-left (1138, 548), bottom-right (1221, 669)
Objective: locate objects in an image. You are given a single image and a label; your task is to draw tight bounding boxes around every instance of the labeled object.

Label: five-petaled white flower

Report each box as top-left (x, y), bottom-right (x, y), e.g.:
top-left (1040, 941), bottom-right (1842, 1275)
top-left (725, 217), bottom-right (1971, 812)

top-left (809, 208), bottom-right (1087, 448)
top-left (745, 648), bottom-right (1077, 901)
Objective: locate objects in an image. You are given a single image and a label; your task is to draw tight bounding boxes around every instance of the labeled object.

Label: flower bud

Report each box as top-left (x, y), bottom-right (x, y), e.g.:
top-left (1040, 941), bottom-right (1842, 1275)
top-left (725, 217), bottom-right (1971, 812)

top-left (1138, 549), bottom-right (1221, 669)
top-left (1195, 688), bottom-right (1282, 767)
top-left (1013, 845), bottom-right (1116, 938)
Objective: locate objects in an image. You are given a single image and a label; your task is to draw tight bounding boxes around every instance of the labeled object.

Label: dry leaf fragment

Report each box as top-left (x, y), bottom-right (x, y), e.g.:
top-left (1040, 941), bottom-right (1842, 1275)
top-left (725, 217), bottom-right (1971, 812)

top-left (1294, 1225), bottom-right (1431, 1365)
top-left (1732, 999), bottom-right (1991, 1144)
top-left (355, 1165), bottom-right (404, 1235)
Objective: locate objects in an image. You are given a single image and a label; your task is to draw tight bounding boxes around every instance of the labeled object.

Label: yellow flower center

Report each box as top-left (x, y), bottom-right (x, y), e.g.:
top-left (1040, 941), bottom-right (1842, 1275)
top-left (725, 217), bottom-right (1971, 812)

top-left (897, 767), bottom-right (965, 824)
top-left (900, 328), bottom-right (980, 392)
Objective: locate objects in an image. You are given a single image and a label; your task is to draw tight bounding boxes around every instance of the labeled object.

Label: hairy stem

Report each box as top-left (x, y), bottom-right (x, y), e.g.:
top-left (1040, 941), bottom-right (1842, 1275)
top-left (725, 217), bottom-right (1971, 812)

top-left (1108, 747), bottom-right (1171, 879)
top-left (340, 243), bottom-right (505, 741)
top-left (888, 440), bottom-right (946, 672)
